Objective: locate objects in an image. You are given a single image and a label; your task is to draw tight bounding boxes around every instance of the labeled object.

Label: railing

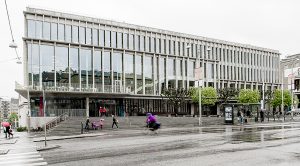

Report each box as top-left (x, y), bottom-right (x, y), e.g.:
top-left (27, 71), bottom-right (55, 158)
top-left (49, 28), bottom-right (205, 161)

top-left (47, 109), bottom-right (86, 117)
top-left (15, 82), bottom-right (127, 94)
top-left (45, 112), bottom-right (69, 131)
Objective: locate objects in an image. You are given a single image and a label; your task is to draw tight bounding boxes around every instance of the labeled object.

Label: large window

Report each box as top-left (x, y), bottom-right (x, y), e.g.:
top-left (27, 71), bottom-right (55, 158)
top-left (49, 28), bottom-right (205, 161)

top-left (111, 31), bottom-right (117, 48)
top-left (113, 52), bottom-right (122, 80)
top-left (72, 25), bottom-right (78, 43)
top-left (150, 37), bottom-right (155, 53)
top-left (65, 25), bottom-right (72, 42)
top-left (140, 36), bottom-right (145, 51)
top-left (58, 24), bottom-right (65, 41)
top-left (40, 45), bottom-right (54, 84)
top-left (123, 33), bottom-right (128, 49)
top-left (36, 21), bottom-right (42, 39)
top-left (159, 57), bottom-right (165, 92)
top-left (94, 50), bottom-right (102, 88)
top-left (70, 48), bottom-right (79, 85)
top-left (136, 54), bottom-right (143, 94)
top-left (129, 34), bottom-right (134, 50)
top-left (79, 27), bottom-right (85, 44)
top-left (176, 59), bottom-right (183, 76)
top-left (124, 53), bottom-right (134, 93)
top-left (103, 52), bottom-right (111, 87)
top-left (43, 22), bottom-right (50, 40)
top-left (27, 20), bottom-right (35, 38)
top-left (27, 43), bottom-right (40, 86)
top-left (144, 56), bottom-right (153, 94)
top-left (92, 29), bottom-right (99, 46)
top-left (167, 58), bottom-right (175, 77)
top-left (135, 35), bottom-right (140, 51)
top-left (55, 46), bottom-right (69, 85)
top-left (86, 28), bottom-right (92, 45)
top-left (80, 49), bottom-right (92, 87)
top-left (100, 30), bottom-right (105, 47)
top-left (105, 30), bottom-right (111, 47)
top-left (51, 23), bottom-right (58, 41)
top-left (117, 32), bottom-right (123, 49)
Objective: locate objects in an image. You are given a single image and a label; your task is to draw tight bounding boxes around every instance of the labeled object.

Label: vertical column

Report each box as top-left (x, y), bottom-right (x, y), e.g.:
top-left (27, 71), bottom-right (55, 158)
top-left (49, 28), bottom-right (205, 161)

top-left (111, 48), bottom-right (114, 93)
top-left (86, 97), bottom-right (89, 118)
top-left (142, 53), bottom-right (145, 94)
top-left (101, 48), bottom-right (104, 92)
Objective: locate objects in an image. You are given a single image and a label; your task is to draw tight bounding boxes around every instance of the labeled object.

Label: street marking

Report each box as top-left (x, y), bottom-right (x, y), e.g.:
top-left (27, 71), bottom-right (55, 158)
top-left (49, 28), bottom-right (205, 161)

top-left (0, 151), bottom-right (47, 165)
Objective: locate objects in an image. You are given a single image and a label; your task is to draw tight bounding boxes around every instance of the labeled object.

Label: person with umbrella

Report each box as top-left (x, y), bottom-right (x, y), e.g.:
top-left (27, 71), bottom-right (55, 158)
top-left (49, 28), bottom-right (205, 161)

top-left (2, 122), bottom-right (13, 139)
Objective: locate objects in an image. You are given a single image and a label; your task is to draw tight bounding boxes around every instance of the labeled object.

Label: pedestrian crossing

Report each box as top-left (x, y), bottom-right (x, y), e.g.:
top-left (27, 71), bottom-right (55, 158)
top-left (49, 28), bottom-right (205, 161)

top-left (0, 151), bottom-right (47, 166)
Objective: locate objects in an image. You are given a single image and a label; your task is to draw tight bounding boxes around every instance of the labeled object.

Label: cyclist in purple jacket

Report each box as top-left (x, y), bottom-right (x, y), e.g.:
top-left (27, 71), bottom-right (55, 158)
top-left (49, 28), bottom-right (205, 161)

top-left (146, 113), bottom-right (160, 131)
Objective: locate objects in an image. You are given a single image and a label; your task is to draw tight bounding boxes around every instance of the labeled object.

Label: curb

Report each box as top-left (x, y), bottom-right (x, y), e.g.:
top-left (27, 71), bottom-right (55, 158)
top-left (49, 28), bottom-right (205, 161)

top-left (0, 149), bottom-right (9, 155)
top-left (33, 133), bottom-right (107, 142)
top-left (37, 145), bottom-right (61, 151)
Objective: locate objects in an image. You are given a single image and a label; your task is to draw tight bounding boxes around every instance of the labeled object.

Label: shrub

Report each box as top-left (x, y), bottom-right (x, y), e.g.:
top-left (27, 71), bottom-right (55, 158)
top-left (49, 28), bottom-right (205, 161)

top-left (17, 127), bottom-right (27, 132)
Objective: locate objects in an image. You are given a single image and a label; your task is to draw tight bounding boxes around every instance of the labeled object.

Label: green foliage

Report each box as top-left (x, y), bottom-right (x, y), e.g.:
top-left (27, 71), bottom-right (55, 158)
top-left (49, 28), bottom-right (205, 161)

top-left (271, 89), bottom-right (292, 107)
top-left (161, 88), bottom-right (191, 114)
top-left (190, 87), bottom-right (218, 106)
top-left (8, 113), bottom-right (18, 124)
top-left (17, 126), bottom-right (27, 132)
top-left (218, 87), bottom-right (239, 104)
top-left (238, 89), bottom-right (260, 103)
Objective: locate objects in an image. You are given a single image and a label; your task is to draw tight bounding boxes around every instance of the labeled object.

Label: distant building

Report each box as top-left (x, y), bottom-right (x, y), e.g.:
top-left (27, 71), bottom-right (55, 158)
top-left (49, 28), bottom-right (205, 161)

top-left (10, 98), bottom-right (19, 115)
top-left (0, 98), bottom-right (10, 119)
top-left (280, 54), bottom-right (300, 109)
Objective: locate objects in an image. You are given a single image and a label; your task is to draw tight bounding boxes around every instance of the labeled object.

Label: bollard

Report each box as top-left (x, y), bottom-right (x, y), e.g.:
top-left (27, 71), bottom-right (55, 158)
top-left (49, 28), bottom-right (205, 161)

top-left (81, 122), bottom-right (83, 134)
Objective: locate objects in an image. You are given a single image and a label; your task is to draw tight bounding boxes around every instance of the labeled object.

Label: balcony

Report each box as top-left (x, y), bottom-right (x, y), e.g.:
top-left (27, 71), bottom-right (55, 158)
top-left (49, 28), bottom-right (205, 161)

top-left (15, 82), bottom-right (134, 94)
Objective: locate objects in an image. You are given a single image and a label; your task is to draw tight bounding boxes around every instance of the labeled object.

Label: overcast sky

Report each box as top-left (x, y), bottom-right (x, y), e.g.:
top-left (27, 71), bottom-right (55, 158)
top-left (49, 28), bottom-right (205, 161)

top-left (0, 0), bottom-right (299, 98)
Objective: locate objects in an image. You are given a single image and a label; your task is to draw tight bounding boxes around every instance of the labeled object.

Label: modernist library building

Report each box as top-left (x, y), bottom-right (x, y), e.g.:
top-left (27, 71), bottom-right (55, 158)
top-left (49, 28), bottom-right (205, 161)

top-left (16, 7), bottom-right (281, 117)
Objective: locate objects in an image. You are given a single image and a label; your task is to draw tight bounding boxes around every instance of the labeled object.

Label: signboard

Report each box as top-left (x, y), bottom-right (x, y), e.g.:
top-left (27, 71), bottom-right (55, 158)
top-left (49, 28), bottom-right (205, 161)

top-left (225, 107), bottom-right (233, 121)
top-left (195, 80), bottom-right (203, 87)
top-left (194, 67), bottom-right (203, 81)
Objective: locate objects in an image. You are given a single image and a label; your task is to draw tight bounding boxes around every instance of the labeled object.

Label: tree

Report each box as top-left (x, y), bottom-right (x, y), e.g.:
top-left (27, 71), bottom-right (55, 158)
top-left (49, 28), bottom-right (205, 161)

top-left (190, 87), bottom-right (218, 115)
top-left (238, 89), bottom-right (260, 119)
top-left (271, 89), bottom-right (292, 108)
top-left (217, 87), bottom-right (239, 115)
top-left (161, 88), bottom-right (191, 116)
top-left (8, 112), bottom-right (18, 124)
top-left (238, 89), bottom-right (260, 104)
top-left (262, 89), bottom-right (274, 121)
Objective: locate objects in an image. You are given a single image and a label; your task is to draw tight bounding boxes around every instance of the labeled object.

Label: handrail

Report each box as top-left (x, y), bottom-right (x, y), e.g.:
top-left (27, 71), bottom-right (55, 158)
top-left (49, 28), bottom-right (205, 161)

top-left (45, 112), bottom-right (69, 131)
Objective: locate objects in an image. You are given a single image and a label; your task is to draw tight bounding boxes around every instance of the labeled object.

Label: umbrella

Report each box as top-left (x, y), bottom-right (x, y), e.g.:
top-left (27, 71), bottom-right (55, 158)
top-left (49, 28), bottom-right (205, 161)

top-left (2, 122), bottom-right (10, 127)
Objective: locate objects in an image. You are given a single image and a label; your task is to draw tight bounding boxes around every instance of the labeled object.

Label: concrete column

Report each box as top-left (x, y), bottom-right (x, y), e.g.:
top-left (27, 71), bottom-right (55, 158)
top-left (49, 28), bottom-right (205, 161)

top-left (191, 104), bottom-right (195, 116)
top-left (217, 104), bottom-right (221, 116)
top-left (86, 97), bottom-right (89, 118)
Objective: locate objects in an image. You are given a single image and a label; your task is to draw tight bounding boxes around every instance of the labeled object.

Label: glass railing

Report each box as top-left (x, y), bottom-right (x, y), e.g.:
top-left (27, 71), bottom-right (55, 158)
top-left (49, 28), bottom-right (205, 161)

top-left (15, 82), bottom-right (127, 94)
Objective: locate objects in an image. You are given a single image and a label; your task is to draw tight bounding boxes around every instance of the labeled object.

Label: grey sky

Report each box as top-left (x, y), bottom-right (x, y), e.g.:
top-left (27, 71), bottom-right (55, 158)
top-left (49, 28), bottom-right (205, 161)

top-left (0, 0), bottom-right (299, 98)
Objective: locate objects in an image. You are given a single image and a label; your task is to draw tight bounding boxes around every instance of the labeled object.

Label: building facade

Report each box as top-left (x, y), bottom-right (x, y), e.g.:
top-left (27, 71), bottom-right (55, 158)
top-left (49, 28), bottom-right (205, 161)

top-left (16, 7), bottom-right (281, 117)
top-left (281, 54), bottom-right (300, 109)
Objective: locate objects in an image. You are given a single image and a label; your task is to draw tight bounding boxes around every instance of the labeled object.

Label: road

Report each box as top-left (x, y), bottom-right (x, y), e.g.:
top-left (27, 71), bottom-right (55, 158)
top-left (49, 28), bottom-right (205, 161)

top-left (38, 122), bottom-right (300, 166)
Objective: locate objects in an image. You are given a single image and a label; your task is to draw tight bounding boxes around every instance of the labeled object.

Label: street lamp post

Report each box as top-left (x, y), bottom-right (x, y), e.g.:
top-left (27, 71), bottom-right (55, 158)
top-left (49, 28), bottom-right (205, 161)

top-left (291, 59), bottom-right (299, 113)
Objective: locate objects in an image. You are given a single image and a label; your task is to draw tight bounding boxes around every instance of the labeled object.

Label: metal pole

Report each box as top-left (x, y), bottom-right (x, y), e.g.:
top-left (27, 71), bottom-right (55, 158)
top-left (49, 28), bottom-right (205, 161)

top-left (281, 71), bottom-right (284, 121)
top-left (43, 87), bottom-right (47, 146)
top-left (199, 87), bottom-right (202, 126)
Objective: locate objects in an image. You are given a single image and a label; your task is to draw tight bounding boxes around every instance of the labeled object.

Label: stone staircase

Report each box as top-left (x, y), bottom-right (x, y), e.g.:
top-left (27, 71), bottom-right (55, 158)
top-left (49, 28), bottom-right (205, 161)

top-left (33, 116), bottom-right (225, 137)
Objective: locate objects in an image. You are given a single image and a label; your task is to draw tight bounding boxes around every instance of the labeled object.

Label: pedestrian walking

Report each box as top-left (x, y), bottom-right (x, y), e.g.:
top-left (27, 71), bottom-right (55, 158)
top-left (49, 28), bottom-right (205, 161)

top-left (112, 115), bottom-right (119, 129)
top-left (260, 110), bottom-right (264, 122)
top-left (6, 125), bottom-right (13, 139)
top-left (85, 118), bottom-right (90, 131)
top-left (99, 107), bottom-right (103, 117)
top-left (240, 111), bottom-right (244, 124)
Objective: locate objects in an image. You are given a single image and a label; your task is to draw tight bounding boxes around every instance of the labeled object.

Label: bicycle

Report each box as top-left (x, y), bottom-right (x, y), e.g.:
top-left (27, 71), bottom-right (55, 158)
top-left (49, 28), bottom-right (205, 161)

top-left (142, 123), bottom-right (161, 135)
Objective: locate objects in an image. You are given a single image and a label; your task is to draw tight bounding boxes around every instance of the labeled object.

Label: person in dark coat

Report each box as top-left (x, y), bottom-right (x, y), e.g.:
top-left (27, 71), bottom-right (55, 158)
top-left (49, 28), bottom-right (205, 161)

top-left (85, 118), bottom-right (90, 130)
top-left (260, 110), bottom-right (264, 122)
top-left (112, 115), bottom-right (118, 129)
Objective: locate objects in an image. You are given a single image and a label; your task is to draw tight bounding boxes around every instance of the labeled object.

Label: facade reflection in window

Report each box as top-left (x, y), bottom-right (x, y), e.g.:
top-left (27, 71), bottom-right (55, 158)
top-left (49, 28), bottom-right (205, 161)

top-left (113, 52), bottom-right (123, 92)
top-left (40, 45), bottom-right (54, 85)
top-left (123, 33), bottom-right (128, 49)
top-left (136, 54), bottom-right (143, 94)
top-left (55, 46), bottom-right (69, 86)
top-left (140, 36), bottom-right (145, 51)
top-left (129, 34), bottom-right (134, 50)
top-left (124, 53), bottom-right (134, 93)
top-left (167, 58), bottom-right (176, 88)
top-left (70, 48), bottom-right (79, 86)
top-left (144, 55), bottom-right (153, 94)
top-left (135, 35), bottom-right (139, 51)
top-left (51, 23), bottom-right (58, 41)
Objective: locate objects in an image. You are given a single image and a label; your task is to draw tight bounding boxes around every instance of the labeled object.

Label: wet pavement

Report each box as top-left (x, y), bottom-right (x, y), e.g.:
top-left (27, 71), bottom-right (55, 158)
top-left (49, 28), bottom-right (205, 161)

top-left (38, 122), bottom-right (300, 166)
